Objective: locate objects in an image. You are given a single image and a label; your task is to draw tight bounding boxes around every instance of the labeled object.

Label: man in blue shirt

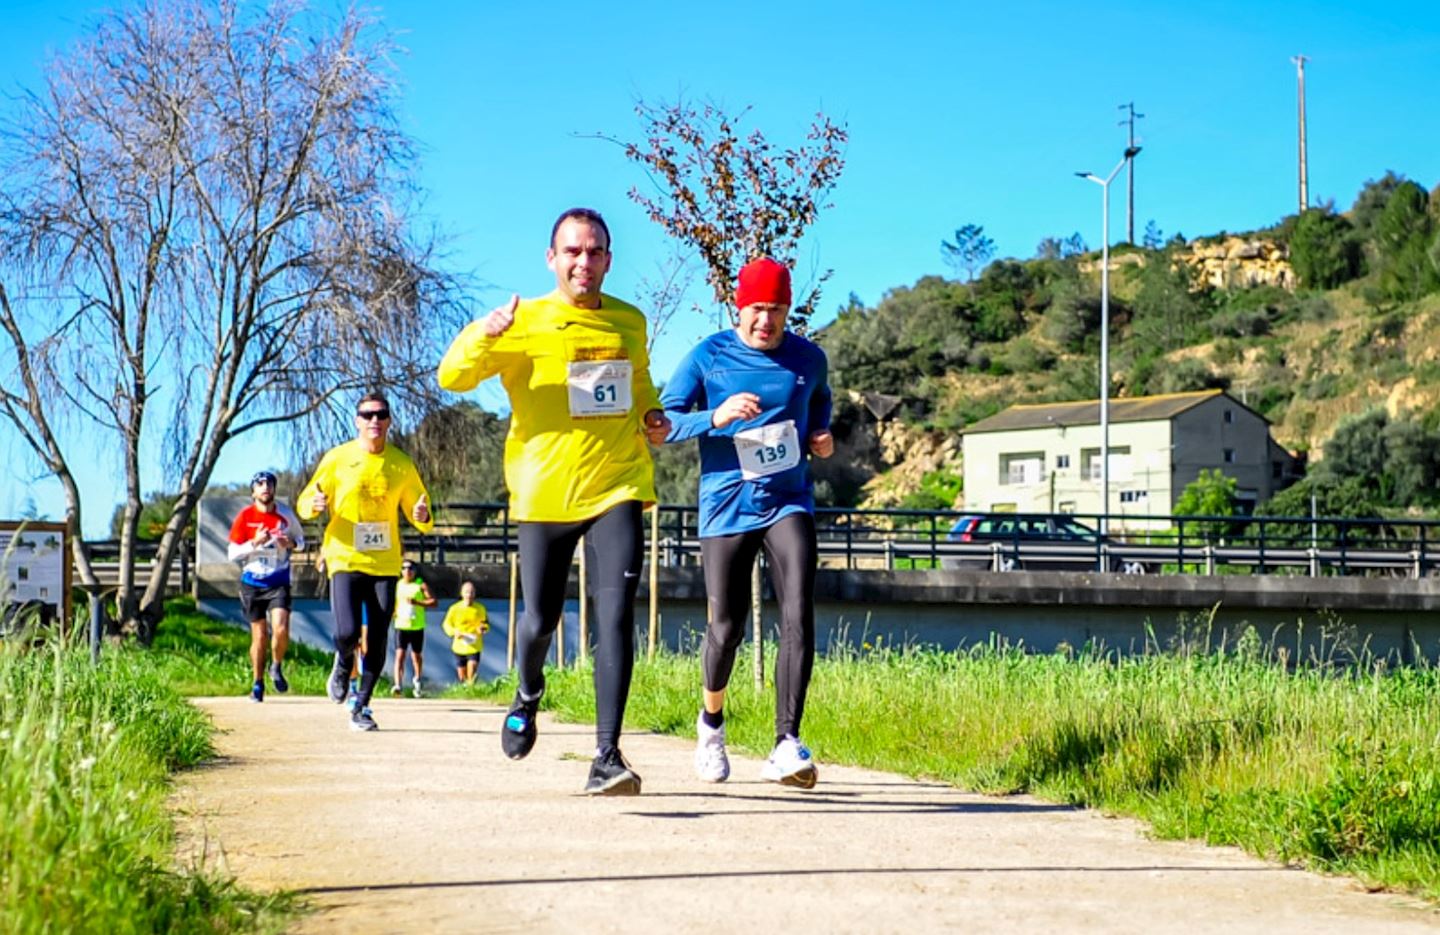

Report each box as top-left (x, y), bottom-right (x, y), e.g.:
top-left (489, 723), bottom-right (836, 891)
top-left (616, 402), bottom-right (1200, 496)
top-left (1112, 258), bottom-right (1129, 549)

top-left (661, 257), bottom-right (833, 788)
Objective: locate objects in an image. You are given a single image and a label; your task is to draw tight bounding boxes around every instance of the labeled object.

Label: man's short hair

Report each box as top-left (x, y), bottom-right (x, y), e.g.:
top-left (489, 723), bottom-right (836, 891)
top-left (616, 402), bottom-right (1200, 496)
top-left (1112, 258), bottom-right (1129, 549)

top-left (550, 208), bottom-right (611, 251)
top-left (357, 391), bottom-right (390, 413)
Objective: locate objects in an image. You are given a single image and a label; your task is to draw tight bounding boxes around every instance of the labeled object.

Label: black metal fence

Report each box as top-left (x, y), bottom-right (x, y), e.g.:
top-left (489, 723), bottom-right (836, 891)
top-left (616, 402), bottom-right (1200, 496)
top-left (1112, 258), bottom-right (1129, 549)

top-left (83, 504), bottom-right (1440, 586)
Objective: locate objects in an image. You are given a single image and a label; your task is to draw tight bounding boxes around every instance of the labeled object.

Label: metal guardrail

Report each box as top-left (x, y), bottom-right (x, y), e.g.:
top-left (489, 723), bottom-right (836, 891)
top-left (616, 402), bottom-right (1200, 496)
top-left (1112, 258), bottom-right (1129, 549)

top-left (397, 504), bottom-right (1440, 579)
top-left (81, 504), bottom-right (1440, 584)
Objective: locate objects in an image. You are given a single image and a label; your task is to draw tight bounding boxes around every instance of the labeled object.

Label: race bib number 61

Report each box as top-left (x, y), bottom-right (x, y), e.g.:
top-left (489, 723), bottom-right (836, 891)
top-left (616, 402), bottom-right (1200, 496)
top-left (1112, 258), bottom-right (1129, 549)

top-left (735, 420), bottom-right (801, 480)
top-left (567, 360), bottom-right (633, 418)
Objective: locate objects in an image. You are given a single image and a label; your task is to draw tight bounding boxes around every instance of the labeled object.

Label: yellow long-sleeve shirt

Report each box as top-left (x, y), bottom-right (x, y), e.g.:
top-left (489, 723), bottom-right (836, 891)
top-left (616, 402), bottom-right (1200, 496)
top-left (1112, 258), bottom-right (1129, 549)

top-left (296, 440), bottom-right (434, 577)
top-left (442, 601), bottom-right (489, 656)
top-left (437, 290), bottom-right (661, 522)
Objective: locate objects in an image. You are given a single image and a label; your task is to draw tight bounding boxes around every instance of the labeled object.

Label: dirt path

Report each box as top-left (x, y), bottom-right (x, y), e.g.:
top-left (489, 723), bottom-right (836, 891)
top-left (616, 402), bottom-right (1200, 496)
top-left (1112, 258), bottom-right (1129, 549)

top-left (174, 696), bottom-right (1437, 934)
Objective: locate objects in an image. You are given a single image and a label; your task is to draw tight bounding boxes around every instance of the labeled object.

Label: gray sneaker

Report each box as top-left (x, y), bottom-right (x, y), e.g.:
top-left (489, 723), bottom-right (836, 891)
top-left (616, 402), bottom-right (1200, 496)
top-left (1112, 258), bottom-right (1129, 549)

top-left (584, 748), bottom-right (642, 796)
top-left (350, 706), bottom-right (378, 731)
top-left (269, 662), bottom-right (289, 694)
top-left (326, 655), bottom-right (349, 704)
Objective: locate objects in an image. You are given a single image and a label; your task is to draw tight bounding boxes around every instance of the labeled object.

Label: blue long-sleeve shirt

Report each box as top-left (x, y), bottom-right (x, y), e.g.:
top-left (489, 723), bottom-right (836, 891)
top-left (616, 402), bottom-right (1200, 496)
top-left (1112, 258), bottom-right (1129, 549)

top-left (661, 329), bottom-right (832, 538)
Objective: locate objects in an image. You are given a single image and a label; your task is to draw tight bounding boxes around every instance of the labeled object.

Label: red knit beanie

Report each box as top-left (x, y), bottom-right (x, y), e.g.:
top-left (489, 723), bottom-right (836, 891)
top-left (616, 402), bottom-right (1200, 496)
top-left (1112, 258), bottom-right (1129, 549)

top-left (735, 258), bottom-right (792, 309)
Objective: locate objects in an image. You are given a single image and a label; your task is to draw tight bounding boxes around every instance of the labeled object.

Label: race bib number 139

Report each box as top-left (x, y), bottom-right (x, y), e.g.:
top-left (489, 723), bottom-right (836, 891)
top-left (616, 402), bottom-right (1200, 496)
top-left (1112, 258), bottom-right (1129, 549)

top-left (735, 420), bottom-right (801, 480)
top-left (568, 360), bottom-right (632, 418)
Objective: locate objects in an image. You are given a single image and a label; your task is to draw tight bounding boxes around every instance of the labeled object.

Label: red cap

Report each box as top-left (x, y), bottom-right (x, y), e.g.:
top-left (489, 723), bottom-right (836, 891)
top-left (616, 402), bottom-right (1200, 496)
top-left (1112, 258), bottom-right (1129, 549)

top-left (735, 258), bottom-right (792, 309)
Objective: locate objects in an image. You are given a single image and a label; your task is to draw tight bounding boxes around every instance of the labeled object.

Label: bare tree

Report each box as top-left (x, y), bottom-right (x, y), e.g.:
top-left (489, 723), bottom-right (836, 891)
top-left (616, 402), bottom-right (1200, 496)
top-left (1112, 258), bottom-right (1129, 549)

top-left (599, 99), bottom-right (847, 332)
top-left (0, 0), bottom-right (460, 640)
top-left (634, 248), bottom-right (701, 354)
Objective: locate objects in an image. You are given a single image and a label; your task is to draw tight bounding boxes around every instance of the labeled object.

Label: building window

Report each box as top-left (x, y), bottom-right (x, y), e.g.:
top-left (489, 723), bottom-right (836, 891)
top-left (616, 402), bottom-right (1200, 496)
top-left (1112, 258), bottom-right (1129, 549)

top-left (1223, 448), bottom-right (1236, 464)
top-left (1119, 490), bottom-right (1149, 504)
top-left (1055, 454), bottom-right (1070, 469)
top-left (1000, 452), bottom-right (1045, 486)
top-left (1081, 447), bottom-right (1132, 481)
top-left (1223, 409), bottom-right (1234, 424)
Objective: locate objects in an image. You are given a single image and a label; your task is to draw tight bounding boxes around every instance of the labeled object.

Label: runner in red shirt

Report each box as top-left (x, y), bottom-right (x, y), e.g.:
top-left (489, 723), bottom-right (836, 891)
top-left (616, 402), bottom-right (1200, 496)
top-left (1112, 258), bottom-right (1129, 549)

top-left (228, 471), bottom-right (305, 702)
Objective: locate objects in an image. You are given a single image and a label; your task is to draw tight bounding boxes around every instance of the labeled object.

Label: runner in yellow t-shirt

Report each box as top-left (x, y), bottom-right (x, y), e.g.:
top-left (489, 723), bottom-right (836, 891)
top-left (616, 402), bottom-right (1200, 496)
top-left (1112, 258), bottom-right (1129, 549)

top-left (297, 391), bottom-right (434, 732)
top-left (438, 207), bottom-right (670, 795)
top-left (391, 560), bottom-right (436, 697)
top-left (442, 579), bottom-right (488, 685)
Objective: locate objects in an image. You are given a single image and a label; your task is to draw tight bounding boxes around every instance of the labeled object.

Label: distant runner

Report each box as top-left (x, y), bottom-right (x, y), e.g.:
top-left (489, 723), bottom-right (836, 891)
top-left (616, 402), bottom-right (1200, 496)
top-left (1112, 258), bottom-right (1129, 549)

top-left (442, 579), bottom-right (488, 685)
top-left (439, 207), bottom-right (669, 795)
top-left (298, 392), bottom-right (434, 731)
top-left (227, 470), bottom-right (305, 703)
top-left (391, 559), bottom-right (436, 697)
top-left (660, 257), bottom-right (833, 788)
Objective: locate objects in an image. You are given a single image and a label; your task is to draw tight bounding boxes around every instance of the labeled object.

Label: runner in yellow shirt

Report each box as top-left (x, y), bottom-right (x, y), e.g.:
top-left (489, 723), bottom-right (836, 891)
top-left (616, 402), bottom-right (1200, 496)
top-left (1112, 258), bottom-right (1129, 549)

top-left (297, 391), bottom-right (434, 732)
top-left (438, 207), bottom-right (670, 795)
top-left (391, 559), bottom-right (436, 697)
top-left (442, 579), bottom-right (488, 685)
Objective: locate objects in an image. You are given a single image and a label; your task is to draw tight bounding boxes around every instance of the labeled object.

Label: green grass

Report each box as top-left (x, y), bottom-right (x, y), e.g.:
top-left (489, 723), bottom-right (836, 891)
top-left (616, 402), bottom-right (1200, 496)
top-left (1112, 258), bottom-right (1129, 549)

top-left (456, 631), bottom-right (1440, 902)
top-left (0, 608), bottom-right (293, 933)
top-left (150, 596), bottom-right (335, 696)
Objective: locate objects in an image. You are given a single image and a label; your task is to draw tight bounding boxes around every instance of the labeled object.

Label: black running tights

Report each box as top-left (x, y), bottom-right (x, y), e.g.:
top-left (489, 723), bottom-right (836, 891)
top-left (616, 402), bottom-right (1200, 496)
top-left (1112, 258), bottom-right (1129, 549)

top-left (700, 512), bottom-right (817, 740)
top-left (516, 500), bottom-right (642, 752)
top-left (329, 571), bottom-right (396, 707)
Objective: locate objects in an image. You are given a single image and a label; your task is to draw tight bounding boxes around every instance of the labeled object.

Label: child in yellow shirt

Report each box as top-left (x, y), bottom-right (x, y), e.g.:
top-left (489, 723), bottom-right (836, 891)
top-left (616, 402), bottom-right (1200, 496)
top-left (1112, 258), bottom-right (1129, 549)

top-left (442, 579), bottom-right (489, 685)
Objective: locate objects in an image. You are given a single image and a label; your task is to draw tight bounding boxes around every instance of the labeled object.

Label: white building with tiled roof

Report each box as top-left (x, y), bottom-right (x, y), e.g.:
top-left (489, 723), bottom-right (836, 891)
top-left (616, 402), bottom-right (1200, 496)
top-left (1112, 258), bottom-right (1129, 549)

top-left (961, 390), bottom-right (1300, 525)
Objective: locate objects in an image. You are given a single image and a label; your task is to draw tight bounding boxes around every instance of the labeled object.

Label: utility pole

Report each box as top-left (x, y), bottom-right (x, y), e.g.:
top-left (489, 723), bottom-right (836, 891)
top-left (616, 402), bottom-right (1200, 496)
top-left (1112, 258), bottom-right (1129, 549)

top-left (1118, 102), bottom-right (1144, 244)
top-left (1292, 55), bottom-right (1309, 213)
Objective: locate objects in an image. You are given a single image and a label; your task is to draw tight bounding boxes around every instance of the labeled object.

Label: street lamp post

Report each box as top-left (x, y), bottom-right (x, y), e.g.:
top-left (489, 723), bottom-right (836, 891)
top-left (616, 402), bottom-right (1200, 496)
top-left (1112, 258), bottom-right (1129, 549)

top-left (1077, 146), bottom-right (1141, 536)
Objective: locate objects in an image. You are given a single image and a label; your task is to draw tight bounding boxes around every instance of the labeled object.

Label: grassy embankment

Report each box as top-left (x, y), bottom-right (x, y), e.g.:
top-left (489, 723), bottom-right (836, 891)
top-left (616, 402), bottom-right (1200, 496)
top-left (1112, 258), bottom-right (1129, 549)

top-left (0, 598), bottom-right (309, 934)
top-left (463, 622), bottom-right (1440, 902)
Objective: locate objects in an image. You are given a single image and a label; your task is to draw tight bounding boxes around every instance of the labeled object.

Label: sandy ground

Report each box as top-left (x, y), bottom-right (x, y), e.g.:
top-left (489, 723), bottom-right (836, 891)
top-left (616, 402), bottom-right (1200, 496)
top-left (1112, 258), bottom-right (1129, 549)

top-left (173, 696), bottom-right (1439, 934)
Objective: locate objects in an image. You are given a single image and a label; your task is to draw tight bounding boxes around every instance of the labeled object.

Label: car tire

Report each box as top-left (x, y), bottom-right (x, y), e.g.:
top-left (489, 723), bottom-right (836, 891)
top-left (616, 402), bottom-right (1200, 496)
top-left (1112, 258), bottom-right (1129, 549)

top-left (1118, 559), bottom-right (1148, 575)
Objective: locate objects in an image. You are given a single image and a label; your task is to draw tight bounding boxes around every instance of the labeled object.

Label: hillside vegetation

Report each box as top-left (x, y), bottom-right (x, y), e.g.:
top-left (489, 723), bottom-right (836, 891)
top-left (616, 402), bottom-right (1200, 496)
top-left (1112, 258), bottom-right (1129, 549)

top-left (816, 172), bottom-right (1440, 516)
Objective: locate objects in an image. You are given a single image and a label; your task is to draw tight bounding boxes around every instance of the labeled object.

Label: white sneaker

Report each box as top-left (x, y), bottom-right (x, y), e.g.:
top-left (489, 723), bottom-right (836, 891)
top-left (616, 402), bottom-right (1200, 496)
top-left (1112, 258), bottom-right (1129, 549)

top-left (760, 736), bottom-right (818, 789)
top-left (694, 713), bottom-right (730, 783)
top-left (412, 679), bottom-right (423, 698)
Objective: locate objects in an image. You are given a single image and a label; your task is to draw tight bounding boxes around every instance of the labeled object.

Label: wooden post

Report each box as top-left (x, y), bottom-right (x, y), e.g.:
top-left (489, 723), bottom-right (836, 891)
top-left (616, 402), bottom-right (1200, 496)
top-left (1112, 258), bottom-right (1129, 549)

top-left (577, 536), bottom-right (589, 667)
top-left (751, 555), bottom-right (764, 689)
top-left (648, 503), bottom-right (660, 659)
top-left (506, 550), bottom-right (518, 671)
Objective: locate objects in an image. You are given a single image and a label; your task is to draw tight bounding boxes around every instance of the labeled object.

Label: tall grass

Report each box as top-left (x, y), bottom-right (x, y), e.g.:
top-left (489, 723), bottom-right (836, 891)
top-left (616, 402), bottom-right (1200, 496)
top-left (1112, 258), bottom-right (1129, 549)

top-left (464, 627), bottom-right (1440, 901)
top-left (0, 616), bottom-right (291, 934)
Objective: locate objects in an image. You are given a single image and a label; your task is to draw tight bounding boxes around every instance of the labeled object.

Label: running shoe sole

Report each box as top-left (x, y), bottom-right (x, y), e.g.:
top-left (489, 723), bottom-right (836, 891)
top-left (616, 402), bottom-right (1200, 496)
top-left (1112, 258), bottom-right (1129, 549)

top-left (767, 763), bottom-right (818, 789)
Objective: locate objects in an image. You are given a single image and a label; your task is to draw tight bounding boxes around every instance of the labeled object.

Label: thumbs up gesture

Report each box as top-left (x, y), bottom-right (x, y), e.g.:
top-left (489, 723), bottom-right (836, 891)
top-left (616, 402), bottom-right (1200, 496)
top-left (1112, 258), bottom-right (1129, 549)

top-left (483, 294), bottom-right (520, 337)
top-left (412, 494), bottom-right (431, 525)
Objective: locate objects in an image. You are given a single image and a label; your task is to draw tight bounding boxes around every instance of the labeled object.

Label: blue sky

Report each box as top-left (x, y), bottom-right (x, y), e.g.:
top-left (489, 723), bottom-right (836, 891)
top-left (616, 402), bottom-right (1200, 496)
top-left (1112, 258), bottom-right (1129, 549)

top-left (3, 0), bottom-right (1439, 534)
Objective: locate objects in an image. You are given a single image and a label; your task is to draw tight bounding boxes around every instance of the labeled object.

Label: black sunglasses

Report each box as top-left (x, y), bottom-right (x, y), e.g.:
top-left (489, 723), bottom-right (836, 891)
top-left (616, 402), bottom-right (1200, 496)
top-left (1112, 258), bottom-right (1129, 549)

top-left (357, 409), bottom-right (390, 421)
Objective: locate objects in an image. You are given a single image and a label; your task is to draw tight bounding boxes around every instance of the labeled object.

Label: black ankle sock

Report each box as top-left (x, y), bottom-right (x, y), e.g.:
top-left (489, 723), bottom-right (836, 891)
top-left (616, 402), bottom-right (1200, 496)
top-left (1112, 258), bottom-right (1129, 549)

top-left (701, 709), bottom-right (724, 730)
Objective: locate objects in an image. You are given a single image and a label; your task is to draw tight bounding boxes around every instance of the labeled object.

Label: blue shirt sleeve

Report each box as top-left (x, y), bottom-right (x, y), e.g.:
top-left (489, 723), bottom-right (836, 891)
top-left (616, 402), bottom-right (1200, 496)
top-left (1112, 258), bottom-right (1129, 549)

top-left (660, 341), bottom-right (716, 443)
top-left (808, 349), bottom-right (832, 434)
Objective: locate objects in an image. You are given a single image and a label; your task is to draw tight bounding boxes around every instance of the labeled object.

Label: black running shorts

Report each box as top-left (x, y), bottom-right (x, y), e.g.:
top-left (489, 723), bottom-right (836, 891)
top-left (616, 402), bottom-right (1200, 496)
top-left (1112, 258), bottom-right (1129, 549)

top-left (240, 583), bottom-right (291, 623)
top-left (394, 628), bottom-right (426, 652)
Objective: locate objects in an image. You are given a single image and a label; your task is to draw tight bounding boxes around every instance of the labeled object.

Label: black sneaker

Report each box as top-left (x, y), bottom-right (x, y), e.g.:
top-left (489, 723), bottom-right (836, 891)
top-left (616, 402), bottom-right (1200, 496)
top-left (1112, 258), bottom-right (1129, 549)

top-left (249, 681), bottom-right (264, 703)
top-left (327, 654), bottom-right (349, 704)
top-left (584, 748), bottom-right (642, 796)
top-left (500, 693), bottom-right (540, 760)
top-left (270, 662), bottom-right (289, 694)
top-left (350, 706), bottom-right (378, 731)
